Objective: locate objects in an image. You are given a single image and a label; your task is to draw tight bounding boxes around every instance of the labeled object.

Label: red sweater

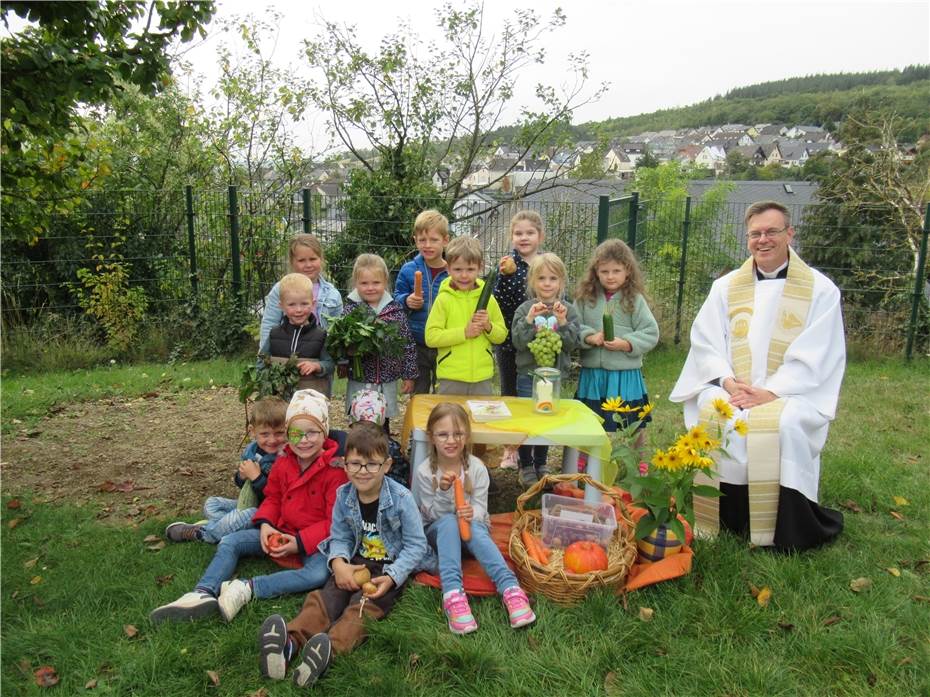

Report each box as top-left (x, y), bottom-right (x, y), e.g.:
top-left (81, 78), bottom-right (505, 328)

top-left (252, 438), bottom-right (348, 556)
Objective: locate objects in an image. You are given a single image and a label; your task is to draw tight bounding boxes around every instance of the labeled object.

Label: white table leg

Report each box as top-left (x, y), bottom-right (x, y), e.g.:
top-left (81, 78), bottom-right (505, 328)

top-left (584, 452), bottom-right (602, 504)
top-left (410, 436), bottom-right (429, 473)
top-left (561, 447), bottom-right (580, 474)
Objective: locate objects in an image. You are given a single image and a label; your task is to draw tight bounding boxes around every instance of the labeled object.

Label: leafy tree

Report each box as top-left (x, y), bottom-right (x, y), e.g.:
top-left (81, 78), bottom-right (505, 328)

top-left (302, 2), bottom-right (606, 203)
top-left (636, 146), bottom-right (660, 170)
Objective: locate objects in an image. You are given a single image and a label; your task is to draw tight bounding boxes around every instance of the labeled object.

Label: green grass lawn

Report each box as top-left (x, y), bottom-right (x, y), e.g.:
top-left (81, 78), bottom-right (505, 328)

top-left (2, 350), bottom-right (929, 696)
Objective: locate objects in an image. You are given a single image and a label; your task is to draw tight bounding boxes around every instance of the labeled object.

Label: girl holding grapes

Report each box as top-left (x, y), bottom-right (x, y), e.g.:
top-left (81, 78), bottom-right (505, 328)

top-left (509, 253), bottom-right (583, 487)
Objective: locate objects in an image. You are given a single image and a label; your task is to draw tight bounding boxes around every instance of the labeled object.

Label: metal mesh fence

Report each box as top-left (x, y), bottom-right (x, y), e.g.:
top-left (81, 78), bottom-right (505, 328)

top-left (2, 186), bottom-right (927, 357)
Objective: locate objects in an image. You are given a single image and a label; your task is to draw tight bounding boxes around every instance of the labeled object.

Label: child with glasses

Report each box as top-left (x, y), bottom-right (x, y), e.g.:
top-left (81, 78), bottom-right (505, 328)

top-left (164, 396), bottom-right (288, 544)
top-left (257, 421), bottom-right (431, 688)
top-left (150, 390), bottom-right (348, 625)
top-left (411, 403), bottom-right (536, 635)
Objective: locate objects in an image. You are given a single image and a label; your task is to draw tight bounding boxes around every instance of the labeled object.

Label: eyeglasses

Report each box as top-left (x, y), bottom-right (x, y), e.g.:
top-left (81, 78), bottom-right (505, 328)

top-left (345, 458), bottom-right (387, 474)
top-left (432, 431), bottom-right (467, 442)
top-left (748, 226), bottom-right (789, 241)
top-left (287, 427), bottom-right (324, 445)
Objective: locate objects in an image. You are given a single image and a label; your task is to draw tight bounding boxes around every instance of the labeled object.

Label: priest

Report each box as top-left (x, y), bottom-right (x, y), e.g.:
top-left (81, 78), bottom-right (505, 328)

top-left (670, 201), bottom-right (845, 551)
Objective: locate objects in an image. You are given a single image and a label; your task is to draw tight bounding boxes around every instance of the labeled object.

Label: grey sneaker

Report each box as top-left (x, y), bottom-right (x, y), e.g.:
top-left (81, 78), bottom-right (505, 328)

top-left (293, 633), bottom-right (332, 688)
top-left (258, 614), bottom-right (289, 680)
top-left (165, 521), bottom-right (203, 542)
top-left (519, 467), bottom-right (539, 488)
top-left (218, 578), bottom-right (252, 622)
top-left (149, 591), bottom-right (217, 624)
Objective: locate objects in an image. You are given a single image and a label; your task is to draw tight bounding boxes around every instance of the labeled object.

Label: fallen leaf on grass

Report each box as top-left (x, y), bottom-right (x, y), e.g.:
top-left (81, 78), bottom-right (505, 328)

top-left (24, 557), bottom-right (38, 569)
top-left (638, 606), bottom-right (655, 621)
top-left (892, 496), bottom-right (909, 506)
top-left (849, 577), bottom-right (872, 593)
top-left (206, 669), bottom-right (220, 686)
top-left (890, 511), bottom-right (905, 521)
top-left (30, 575), bottom-right (43, 585)
top-left (756, 586), bottom-right (773, 607)
top-left (898, 657), bottom-right (912, 666)
top-left (912, 595), bottom-right (930, 603)
top-left (8, 517), bottom-right (24, 529)
top-left (34, 666), bottom-right (59, 687)
top-left (145, 540), bottom-right (166, 552)
top-left (7, 498), bottom-right (22, 509)
top-left (124, 625), bottom-right (139, 639)
top-left (822, 615), bottom-right (843, 626)
top-left (886, 567), bottom-right (901, 577)
top-left (98, 480), bottom-right (136, 493)
top-left (408, 653), bottom-right (420, 669)
top-left (777, 620), bottom-right (794, 631)
top-left (143, 535), bottom-right (161, 544)
top-left (840, 499), bottom-right (863, 513)
top-left (156, 574), bottom-right (174, 587)
top-left (85, 678), bottom-right (98, 689)
top-left (604, 671), bottom-right (619, 692)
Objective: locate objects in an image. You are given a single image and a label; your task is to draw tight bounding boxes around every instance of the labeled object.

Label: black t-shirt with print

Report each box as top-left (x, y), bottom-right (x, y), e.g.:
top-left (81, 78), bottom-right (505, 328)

top-left (358, 495), bottom-right (392, 562)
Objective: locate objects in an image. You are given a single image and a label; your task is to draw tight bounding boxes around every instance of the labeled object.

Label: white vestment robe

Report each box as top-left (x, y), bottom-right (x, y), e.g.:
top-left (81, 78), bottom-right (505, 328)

top-left (670, 258), bottom-right (846, 504)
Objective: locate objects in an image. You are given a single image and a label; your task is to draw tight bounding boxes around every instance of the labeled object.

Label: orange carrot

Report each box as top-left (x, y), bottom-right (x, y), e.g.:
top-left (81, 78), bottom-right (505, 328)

top-left (536, 536), bottom-right (550, 565)
top-left (413, 270), bottom-right (423, 297)
top-left (521, 530), bottom-right (542, 563)
top-left (453, 478), bottom-right (471, 541)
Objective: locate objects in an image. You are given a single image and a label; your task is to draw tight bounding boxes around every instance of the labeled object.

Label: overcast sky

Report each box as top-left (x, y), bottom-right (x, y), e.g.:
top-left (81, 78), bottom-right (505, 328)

top-left (178, 0), bottom-right (929, 132)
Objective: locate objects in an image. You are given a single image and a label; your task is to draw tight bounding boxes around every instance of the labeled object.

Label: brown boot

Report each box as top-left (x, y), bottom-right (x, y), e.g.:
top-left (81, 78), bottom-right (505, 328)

top-left (286, 591), bottom-right (331, 651)
top-left (328, 600), bottom-right (384, 654)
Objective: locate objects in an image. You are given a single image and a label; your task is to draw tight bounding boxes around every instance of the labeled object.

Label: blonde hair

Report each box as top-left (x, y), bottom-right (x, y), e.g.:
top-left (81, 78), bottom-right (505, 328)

top-left (249, 396), bottom-right (287, 428)
top-left (445, 236), bottom-right (483, 268)
top-left (527, 252), bottom-right (567, 298)
top-left (414, 209), bottom-right (450, 239)
top-left (510, 209), bottom-right (544, 238)
top-left (425, 402), bottom-right (473, 494)
top-left (351, 253), bottom-right (391, 292)
top-left (289, 234), bottom-right (324, 263)
top-left (279, 272), bottom-right (314, 301)
top-left (575, 239), bottom-right (646, 314)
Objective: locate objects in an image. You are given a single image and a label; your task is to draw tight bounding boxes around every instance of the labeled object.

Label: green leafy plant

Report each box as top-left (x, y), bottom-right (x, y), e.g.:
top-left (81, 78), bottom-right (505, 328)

top-left (325, 305), bottom-right (405, 380)
top-left (239, 354), bottom-right (300, 403)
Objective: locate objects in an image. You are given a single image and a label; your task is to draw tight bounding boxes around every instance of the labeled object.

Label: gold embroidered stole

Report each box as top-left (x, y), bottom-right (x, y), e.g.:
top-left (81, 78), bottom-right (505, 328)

top-left (694, 249), bottom-right (814, 545)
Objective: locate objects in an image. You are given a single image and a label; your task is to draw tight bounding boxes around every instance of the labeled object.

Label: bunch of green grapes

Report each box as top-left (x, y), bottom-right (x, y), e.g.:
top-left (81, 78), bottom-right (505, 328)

top-left (528, 327), bottom-right (562, 367)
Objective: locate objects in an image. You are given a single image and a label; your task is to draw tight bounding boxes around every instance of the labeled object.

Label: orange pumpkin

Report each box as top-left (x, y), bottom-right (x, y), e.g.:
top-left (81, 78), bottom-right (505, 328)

top-left (563, 540), bottom-right (608, 573)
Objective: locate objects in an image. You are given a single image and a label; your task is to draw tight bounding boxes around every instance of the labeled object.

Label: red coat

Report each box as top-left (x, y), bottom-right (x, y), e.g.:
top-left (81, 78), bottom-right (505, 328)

top-left (252, 438), bottom-right (348, 556)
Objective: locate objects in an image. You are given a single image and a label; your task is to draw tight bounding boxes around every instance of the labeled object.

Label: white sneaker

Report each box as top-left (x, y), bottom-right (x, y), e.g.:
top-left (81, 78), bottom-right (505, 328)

top-left (499, 447), bottom-right (519, 470)
top-left (218, 578), bottom-right (252, 622)
top-left (149, 591), bottom-right (217, 624)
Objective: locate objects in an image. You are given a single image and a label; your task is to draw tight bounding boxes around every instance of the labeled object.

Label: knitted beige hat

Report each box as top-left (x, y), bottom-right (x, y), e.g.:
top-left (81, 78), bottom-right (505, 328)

top-left (285, 389), bottom-right (330, 434)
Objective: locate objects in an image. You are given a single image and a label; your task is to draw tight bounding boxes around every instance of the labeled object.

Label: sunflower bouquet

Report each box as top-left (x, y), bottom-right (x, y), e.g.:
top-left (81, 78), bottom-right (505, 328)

top-left (603, 397), bottom-right (747, 542)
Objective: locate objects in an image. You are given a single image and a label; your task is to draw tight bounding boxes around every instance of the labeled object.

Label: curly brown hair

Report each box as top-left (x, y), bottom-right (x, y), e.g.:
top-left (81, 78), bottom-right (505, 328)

top-left (574, 239), bottom-right (646, 314)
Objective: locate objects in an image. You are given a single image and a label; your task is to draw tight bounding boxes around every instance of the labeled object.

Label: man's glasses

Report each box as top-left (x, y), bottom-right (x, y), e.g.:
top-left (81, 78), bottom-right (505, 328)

top-left (345, 458), bottom-right (387, 474)
top-left (287, 427), bottom-right (324, 446)
top-left (432, 431), bottom-right (467, 442)
top-left (748, 226), bottom-right (789, 241)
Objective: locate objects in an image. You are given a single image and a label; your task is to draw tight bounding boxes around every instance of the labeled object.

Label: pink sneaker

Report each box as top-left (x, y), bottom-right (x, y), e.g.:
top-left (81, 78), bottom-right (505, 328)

top-left (443, 589), bottom-right (478, 635)
top-left (502, 586), bottom-right (536, 629)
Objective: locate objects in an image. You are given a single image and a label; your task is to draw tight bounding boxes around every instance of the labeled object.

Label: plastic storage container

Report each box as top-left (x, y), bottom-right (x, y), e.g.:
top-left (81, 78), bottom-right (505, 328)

top-left (540, 494), bottom-right (617, 549)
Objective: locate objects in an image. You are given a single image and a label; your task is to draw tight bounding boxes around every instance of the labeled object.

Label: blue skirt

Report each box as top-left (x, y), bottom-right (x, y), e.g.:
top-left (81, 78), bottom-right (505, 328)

top-left (575, 367), bottom-right (651, 432)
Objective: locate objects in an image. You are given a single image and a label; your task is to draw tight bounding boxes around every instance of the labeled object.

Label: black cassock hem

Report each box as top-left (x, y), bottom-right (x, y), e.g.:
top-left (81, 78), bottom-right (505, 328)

top-left (718, 483), bottom-right (844, 552)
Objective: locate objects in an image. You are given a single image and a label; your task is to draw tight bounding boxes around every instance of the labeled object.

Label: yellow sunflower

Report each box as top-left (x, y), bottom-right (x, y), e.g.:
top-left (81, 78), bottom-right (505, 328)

top-left (688, 425), bottom-right (708, 441)
top-left (677, 445), bottom-right (703, 468)
top-left (700, 434), bottom-right (720, 450)
top-left (698, 456), bottom-right (715, 468)
top-left (601, 397), bottom-right (624, 413)
top-left (733, 419), bottom-right (749, 436)
top-left (663, 448), bottom-right (685, 472)
top-left (712, 397), bottom-right (734, 420)
top-left (638, 403), bottom-right (654, 419)
top-left (675, 433), bottom-right (695, 451)
top-left (651, 449), bottom-right (669, 469)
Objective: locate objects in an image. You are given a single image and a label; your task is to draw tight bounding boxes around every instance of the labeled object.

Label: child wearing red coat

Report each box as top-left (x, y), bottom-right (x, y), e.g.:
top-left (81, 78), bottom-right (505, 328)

top-left (150, 389), bottom-right (348, 624)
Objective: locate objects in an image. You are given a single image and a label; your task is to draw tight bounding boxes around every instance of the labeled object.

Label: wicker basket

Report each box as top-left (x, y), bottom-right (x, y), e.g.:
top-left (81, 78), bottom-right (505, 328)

top-left (508, 473), bottom-right (636, 606)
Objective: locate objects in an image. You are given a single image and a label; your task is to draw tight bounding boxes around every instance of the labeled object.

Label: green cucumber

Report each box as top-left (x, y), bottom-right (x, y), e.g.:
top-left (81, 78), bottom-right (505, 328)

top-left (603, 313), bottom-right (614, 342)
top-left (475, 269), bottom-right (497, 311)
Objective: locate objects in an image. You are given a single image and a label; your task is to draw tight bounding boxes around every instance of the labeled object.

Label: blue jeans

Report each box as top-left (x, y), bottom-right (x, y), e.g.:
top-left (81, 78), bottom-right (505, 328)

top-left (201, 497), bottom-right (256, 543)
top-left (516, 373), bottom-right (550, 470)
top-left (426, 513), bottom-right (518, 594)
top-left (194, 528), bottom-right (330, 599)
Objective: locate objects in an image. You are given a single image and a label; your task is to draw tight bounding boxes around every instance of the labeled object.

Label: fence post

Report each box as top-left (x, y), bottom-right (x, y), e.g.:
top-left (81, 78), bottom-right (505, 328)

top-left (905, 203), bottom-right (930, 360)
top-left (627, 191), bottom-right (639, 250)
top-left (596, 195), bottom-right (609, 243)
top-left (227, 185), bottom-right (242, 310)
top-left (184, 185), bottom-right (198, 299)
top-left (674, 196), bottom-right (692, 345)
top-left (301, 188), bottom-right (311, 234)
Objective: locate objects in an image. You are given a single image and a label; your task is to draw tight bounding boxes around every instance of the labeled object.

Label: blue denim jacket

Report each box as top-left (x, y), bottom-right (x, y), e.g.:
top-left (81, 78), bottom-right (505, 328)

top-left (259, 276), bottom-right (344, 355)
top-left (319, 477), bottom-right (435, 587)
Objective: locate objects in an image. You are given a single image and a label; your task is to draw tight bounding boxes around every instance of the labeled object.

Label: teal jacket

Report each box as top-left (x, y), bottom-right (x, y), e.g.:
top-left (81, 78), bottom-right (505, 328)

top-left (424, 278), bottom-right (507, 382)
top-left (576, 292), bottom-right (659, 370)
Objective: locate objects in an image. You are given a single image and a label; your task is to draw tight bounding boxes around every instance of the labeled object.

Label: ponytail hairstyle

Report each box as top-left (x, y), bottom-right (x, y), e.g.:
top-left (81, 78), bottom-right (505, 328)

top-left (425, 402), bottom-right (473, 494)
top-left (574, 238), bottom-right (646, 314)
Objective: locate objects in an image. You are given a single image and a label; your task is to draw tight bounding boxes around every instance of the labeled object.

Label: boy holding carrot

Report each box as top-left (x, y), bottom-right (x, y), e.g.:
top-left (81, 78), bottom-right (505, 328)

top-left (424, 236), bottom-right (507, 396)
top-left (394, 210), bottom-right (450, 394)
